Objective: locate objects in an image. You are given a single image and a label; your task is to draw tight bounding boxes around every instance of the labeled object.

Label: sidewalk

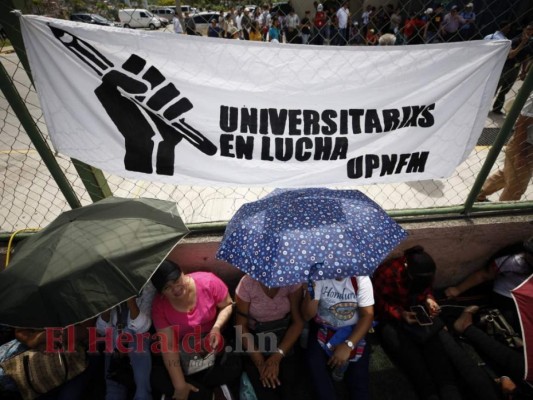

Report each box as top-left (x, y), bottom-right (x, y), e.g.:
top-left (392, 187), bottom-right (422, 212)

top-left (0, 44), bottom-right (14, 54)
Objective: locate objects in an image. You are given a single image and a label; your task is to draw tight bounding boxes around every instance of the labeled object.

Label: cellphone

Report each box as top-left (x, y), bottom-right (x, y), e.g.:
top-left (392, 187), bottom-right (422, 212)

top-left (410, 305), bottom-right (433, 326)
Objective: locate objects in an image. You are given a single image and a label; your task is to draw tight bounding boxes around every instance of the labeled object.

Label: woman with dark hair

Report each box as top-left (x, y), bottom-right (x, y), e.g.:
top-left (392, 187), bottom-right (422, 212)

top-left (235, 276), bottom-right (304, 400)
top-left (150, 260), bottom-right (240, 400)
top-left (445, 236), bottom-right (533, 333)
top-left (249, 20), bottom-right (263, 41)
top-left (372, 246), bottom-right (462, 400)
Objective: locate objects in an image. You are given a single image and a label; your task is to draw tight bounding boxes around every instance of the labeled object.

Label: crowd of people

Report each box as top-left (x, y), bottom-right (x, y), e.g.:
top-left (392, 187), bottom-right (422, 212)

top-left (173, 2), bottom-right (531, 48)
top-left (0, 236), bottom-right (531, 400)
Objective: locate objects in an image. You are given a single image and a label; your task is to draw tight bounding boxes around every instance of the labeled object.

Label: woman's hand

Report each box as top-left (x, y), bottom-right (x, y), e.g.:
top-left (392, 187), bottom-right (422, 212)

top-left (328, 343), bottom-right (351, 368)
top-left (401, 310), bottom-right (418, 324)
top-left (173, 382), bottom-right (199, 400)
top-left (444, 286), bottom-right (460, 299)
top-left (208, 326), bottom-right (222, 352)
top-left (260, 354), bottom-right (282, 388)
top-left (426, 298), bottom-right (441, 317)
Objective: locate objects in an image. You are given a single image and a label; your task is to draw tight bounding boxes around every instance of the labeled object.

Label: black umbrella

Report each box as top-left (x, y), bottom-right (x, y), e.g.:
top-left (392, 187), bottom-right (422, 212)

top-left (0, 197), bottom-right (189, 328)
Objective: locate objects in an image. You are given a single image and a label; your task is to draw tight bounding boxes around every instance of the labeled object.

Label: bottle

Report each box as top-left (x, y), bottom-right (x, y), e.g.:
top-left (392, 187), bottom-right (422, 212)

top-left (331, 362), bottom-right (349, 382)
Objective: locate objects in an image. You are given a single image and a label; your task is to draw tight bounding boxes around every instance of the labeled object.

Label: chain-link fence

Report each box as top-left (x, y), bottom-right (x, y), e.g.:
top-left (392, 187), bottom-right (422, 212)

top-left (0, 0), bottom-right (532, 236)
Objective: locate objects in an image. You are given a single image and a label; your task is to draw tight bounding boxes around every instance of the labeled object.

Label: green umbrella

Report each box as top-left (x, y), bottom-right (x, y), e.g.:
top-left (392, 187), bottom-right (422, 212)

top-left (0, 197), bottom-right (189, 328)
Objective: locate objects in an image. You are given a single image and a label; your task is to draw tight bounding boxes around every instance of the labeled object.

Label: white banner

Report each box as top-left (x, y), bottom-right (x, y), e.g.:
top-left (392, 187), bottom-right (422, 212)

top-left (20, 15), bottom-right (509, 187)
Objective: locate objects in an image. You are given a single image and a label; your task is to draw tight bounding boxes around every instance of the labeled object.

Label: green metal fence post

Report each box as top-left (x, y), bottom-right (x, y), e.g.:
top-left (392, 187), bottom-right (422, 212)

top-left (463, 68), bottom-right (533, 214)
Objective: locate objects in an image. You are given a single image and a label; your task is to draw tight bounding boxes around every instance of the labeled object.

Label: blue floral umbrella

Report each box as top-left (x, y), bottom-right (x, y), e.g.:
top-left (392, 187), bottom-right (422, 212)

top-left (216, 188), bottom-right (408, 287)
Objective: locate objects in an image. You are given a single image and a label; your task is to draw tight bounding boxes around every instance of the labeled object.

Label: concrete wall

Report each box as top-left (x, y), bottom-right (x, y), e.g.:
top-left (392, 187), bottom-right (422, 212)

top-left (167, 215), bottom-right (532, 293)
top-left (1, 215), bottom-right (530, 292)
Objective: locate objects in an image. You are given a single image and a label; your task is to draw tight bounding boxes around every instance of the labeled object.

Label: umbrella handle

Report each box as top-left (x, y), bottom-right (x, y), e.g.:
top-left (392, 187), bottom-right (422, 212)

top-left (307, 280), bottom-right (315, 299)
top-left (307, 262), bottom-right (322, 300)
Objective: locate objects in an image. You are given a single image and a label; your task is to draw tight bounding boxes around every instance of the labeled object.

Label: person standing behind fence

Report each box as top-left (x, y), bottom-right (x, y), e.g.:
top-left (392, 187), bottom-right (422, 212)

top-left (458, 3), bottom-right (476, 40)
top-left (476, 91), bottom-right (533, 202)
top-left (361, 5), bottom-right (374, 37)
top-left (208, 19), bottom-right (221, 38)
top-left (390, 7), bottom-right (402, 35)
top-left (487, 23), bottom-right (533, 115)
top-left (268, 18), bottom-right (282, 43)
top-left (241, 8), bottom-right (252, 40)
top-left (285, 8), bottom-right (300, 44)
top-left (313, 4), bottom-right (327, 45)
top-left (439, 5), bottom-right (465, 42)
top-left (235, 276), bottom-right (304, 400)
top-left (173, 12), bottom-right (183, 34)
top-left (301, 276), bottom-right (374, 400)
top-left (184, 12), bottom-right (197, 35)
top-left (260, 5), bottom-right (272, 40)
top-left (223, 13), bottom-right (235, 39)
top-left (249, 21), bottom-right (263, 41)
top-left (423, 5), bottom-right (444, 44)
top-left (300, 10), bottom-right (312, 44)
top-left (336, 2), bottom-right (350, 45)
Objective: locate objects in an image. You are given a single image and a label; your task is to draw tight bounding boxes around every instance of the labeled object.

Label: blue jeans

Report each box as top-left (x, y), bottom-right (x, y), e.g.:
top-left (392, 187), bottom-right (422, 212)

top-left (105, 332), bottom-right (151, 400)
top-left (305, 324), bottom-right (370, 400)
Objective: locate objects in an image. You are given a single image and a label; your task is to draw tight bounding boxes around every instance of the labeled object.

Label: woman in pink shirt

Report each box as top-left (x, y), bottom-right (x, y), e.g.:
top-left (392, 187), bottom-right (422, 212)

top-left (150, 260), bottom-right (238, 400)
top-left (235, 275), bottom-right (304, 400)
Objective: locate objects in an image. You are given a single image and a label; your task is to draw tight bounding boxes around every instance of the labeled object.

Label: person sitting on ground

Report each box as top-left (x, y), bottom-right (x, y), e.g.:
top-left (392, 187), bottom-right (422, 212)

top-left (149, 260), bottom-right (241, 400)
top-left (301, 274), bottom-right (374, 400)
top-left (96, 282), bottom-right (155, 400)
top-left (0, 322), bottom-right (96, 399)
top-left (373, 245), bottom-right (462, 400)
top-left (445, 236), bottom-right (533, 333)
top-left (453, 306), bottom-right (531, 398)
top-left (235, 275), bottom-right (304, 400)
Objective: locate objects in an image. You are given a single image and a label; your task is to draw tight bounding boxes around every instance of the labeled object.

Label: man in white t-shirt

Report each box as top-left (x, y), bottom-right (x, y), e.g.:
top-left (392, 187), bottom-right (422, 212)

top-left (173, 12), bottom-right (183, 34)
top-left (336, 2), bottom-right (350, 45)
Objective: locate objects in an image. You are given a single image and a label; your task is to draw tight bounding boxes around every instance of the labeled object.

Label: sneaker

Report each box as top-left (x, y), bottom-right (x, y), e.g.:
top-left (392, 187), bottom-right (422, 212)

top-left (491, 109), bottom-right (504, 115)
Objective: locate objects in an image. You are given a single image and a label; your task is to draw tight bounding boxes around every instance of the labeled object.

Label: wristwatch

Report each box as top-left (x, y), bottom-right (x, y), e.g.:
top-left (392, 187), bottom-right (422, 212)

top-left (344, 340), bottom-right (355, 350)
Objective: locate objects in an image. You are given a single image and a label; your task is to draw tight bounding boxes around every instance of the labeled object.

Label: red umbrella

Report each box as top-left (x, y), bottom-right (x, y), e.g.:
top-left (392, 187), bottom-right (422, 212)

top-left (511, 273), bottom-right (533, 382)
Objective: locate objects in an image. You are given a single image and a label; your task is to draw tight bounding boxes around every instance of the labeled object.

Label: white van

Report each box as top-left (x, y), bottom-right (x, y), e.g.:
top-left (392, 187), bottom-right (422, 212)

top-left (118, 9), bottom-right (161, 29)
top-left (150, 7), bottom-right (175, 22)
